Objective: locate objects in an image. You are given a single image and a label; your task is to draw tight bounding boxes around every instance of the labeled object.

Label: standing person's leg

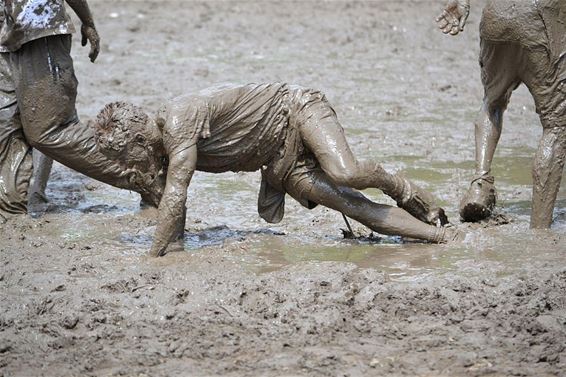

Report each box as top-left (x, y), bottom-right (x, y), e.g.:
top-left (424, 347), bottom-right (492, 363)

top-left (530, 127), bottom-right (566, 228)
top-left (11, 35), bottom-right (163, 206)
top-left (459, 40), bottom-right (522, 222)
top-left (283, 167), bottom-right (456, 243)
top-left (294, 93), bottom-right (446, 225)
top-left (0, 52), bottom-right (32, 220)
top-left (28, 149), bottom-right (53, 209)
top-left (520, 48), bottom-right (566, 228)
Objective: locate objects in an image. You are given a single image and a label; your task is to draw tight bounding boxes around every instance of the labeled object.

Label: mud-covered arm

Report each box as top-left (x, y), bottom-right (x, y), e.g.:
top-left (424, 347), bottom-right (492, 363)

top-left (65, 0), bottom-right (100, 62)
top-left (436, 0), bottom-right (470, 35)
top-left (149, 145), bottom-right (197, 257)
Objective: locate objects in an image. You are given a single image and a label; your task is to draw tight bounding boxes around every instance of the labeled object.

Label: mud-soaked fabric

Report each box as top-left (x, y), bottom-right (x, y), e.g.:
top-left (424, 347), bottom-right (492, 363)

top-left (8, 35), bottom-right (143, 194)
top-left (480, 0), bottom-right (566, 128)
top-left (0, 0), bottom-right (74, 52)
top-left (260, 88), bottom-right (338, 222)
top-left (0, 51), bottom-right (31, 215)
top-left (158, 83), bottom-right (290, 173)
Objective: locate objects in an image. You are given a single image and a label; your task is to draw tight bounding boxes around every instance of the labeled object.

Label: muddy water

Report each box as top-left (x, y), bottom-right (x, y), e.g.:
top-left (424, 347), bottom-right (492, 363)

top-left (2, 1), bottom-right (565, 376)
top-left (44, 150), bottom-right (564, 282)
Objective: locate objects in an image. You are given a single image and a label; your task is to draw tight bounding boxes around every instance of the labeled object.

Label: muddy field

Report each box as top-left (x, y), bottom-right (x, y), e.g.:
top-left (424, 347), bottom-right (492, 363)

top-left (1, 0), bottom-right (565, 376)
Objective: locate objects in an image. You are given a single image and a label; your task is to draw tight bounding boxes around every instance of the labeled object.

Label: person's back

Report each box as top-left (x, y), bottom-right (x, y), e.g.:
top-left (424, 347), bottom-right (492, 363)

top-left (158, 83), bottom-right (291, 174)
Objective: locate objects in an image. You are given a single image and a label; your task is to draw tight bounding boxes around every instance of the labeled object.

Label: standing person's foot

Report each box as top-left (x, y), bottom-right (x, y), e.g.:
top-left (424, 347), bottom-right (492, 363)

top-left (28, 191), bottom-right (49, 214)
top-left (459, 175), bottom-right (496, 222)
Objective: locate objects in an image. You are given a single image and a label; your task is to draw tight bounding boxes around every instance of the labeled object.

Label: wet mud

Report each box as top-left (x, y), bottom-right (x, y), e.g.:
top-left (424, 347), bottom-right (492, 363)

top-left (1, 1), bottom-right (565, 376)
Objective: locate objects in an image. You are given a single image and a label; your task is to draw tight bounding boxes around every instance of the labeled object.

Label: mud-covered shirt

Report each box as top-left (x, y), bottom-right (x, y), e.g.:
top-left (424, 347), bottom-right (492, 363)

top-left (0, 0), bottom-right (75, 52)
top-left (157, 83), bottom-right (291, 174)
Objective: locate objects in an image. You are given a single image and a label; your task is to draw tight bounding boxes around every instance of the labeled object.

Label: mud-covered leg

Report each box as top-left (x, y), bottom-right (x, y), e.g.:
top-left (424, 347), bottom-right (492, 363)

top-left (285, 169), bottom-right (458, 243)
top-left (298, 100), bottom-right (446, 225)
top-left (460, 41), bottom-right (522, 222)
top-left (519, 46), bottom-right (566, 228)
top-left (28, 150), bottom-right (53, 210)
top-left (531, 127), bottom-right (566, 228)
top-left (0, 52), bottom-right (32, 218)
top-left (459, 98), bottom-right (504, 221)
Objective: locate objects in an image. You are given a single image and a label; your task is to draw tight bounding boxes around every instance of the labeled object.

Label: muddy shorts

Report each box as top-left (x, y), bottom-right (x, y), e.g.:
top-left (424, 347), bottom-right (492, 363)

top-left (258, 88), bottom-right (338, 223)
top-left (479, 0), bottom-right (566, 129)
top-left (0, 52), bottom-right (32, 216)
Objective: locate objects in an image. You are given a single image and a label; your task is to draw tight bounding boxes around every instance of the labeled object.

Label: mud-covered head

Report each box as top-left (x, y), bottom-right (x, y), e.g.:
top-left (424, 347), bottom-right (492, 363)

top-left (94, 102), bottom-right (166, 207)
top-left (94, 102), bottom-right (163, 162)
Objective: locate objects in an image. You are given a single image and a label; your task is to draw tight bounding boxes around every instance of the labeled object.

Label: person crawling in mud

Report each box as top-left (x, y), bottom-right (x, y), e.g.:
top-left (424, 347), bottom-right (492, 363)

top-left (94, 83), bottom-right (460, 257)
top-left (437, 0), bottom-right (566, 228)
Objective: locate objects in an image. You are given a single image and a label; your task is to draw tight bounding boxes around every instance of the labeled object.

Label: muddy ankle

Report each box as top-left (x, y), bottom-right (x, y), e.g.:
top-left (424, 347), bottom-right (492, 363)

top-left (28, 191), bottom-right (48, 205)
top-left (387, 175), bottom-right (409, 202)
top-left (395, 178), bottom-right (447, 225)
top-left (428, 226), bottom-right (462, 243)
top-left (438, 227), bottom-right (465, 243)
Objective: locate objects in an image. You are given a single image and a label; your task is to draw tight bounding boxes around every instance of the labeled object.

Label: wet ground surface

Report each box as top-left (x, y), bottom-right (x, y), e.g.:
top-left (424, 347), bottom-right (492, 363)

top-left (1, 1), bottom-right (565, 376)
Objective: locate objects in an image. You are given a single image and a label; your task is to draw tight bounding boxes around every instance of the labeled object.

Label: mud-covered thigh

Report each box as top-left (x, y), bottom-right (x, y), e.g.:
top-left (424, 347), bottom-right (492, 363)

top-left (11, 35), bottom-right (78, 141)
top-left (520, 49), bottom-right (566, 129)
top-left (479, 40), bottom-right (523, 104)
top-left (296, 94), bottom-right (358, 175)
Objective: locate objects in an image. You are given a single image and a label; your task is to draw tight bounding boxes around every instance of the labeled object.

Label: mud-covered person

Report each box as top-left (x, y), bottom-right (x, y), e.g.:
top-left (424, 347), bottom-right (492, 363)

top-left (0, 0), bottom-right (163, 212)
top-left (436, 0), bottom-right (566, 228)
top-left (94, 83), bottom-right (461, 257)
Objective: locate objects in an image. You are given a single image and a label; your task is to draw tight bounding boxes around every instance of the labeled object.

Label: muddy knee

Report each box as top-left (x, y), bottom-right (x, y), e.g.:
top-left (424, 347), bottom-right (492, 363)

top-left (23, 110), bottom-right (79, 150)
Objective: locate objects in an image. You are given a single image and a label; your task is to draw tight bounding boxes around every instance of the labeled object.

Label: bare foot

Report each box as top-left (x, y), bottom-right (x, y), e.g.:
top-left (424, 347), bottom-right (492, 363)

top-left (460, 175), bottom-right (496, 222)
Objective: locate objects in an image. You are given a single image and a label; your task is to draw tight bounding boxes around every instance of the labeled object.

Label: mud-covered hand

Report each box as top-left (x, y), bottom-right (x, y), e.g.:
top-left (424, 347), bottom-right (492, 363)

top-left (436, 0), bottom-right (470, 35)
top-left (65, 0), bottom-right (100, 61)
top-left (81, 24), bottom-right (100, 62)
